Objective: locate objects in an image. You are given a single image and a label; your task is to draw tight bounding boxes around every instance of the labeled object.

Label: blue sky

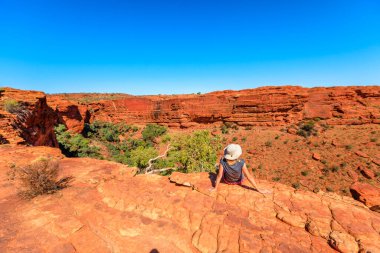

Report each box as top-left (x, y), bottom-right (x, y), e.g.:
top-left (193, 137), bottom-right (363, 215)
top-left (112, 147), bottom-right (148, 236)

top-left (0, 0), bottom-right (379, 95)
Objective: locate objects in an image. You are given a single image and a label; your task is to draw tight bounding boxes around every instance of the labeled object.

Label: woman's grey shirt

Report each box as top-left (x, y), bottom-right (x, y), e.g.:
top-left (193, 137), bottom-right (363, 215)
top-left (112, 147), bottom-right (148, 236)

top-left (220, 158), bottom-right (245, 183)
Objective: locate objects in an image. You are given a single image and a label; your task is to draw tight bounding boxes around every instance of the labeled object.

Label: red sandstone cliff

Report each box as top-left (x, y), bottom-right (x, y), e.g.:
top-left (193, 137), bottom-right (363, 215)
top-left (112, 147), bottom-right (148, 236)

top-left (48, 86), bottom-right (380, 130)
top-left (0, 88), bottom-right (58, 146)
top-left (1, 86), bottom-right (380, 144)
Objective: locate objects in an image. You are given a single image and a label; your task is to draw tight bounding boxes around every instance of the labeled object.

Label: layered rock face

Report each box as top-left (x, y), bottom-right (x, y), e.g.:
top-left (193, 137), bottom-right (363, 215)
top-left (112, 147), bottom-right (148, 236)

top-left (1, 146), bottom-right (379, 253)
top-left (0, 88), bottom-right (58, 146)
top-left (2, 86), bottom-right (380, 141)
top-left (66, 86), bottom-right (380, 128)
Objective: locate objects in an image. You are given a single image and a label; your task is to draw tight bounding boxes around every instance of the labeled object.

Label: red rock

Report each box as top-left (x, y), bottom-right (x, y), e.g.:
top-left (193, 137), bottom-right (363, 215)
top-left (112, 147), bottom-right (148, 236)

top-left (0, 87), bottom-right (58, 146)
top-left (2, 146), bottom-right (380, 252)
top-left (355, 151), bottom-right (370, 158)
top-left (331, 139), bottom-right (341, 147)
top-left (312, 153), bottom-right (321, 161)
top-left (287, 127), bottom-right (297, 134)
top-left (360, 168), bottom-right (375, 179)
top-left (347, 170), bottom-right (359, 181)
top-left (45, 86), bottom-right (380, 128)
top-left (350, 182), bottom-right (380, 208)
top-left (372, 159), bottom-right (380, 166)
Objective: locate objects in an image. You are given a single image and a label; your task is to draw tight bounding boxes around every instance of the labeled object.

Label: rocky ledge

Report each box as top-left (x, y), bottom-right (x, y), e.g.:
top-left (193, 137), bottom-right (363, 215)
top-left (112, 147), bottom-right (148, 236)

top-left (0, 146), bottom-right (379, 253)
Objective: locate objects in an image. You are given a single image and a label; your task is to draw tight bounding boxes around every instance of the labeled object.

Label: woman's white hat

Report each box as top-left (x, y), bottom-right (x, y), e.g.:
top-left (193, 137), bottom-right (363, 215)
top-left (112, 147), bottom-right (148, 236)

top-left (224, 144), bottom-right (242, 160)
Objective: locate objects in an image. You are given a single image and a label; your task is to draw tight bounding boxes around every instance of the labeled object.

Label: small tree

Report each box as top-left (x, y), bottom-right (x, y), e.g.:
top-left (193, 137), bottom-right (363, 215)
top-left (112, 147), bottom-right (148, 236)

top-left (169, 130), bottom-right (221, 173)
top-left (128, 146), bottom-right (158, 169)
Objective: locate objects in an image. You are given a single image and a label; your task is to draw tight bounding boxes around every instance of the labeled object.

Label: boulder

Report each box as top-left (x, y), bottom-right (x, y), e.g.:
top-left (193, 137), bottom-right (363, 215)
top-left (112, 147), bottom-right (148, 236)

top-left (350, 182), bottom-right (380, 209)
top-left (312, 152), bottom-right (321, 161)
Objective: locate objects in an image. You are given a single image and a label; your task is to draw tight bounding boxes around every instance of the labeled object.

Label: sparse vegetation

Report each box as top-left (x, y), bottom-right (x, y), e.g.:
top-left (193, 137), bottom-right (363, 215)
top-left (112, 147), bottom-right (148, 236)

top-left (297, 120), bottom-right (316, 137)
top-left (301, 170), bottom-right (309, 176)
top-left (292, 182), bottom-right (300, 189)
top-left (345, 145), bottom-right (353, 150)
top-left (55, 124), bottom-right (101, 158)
top-left (265, 141), bottom-right (272, 147)
top-left (221, 124), bottom-right (229, 134)
top-left (142, 124), bottom-right (167, 143)
top-left (272, 177), bottom-right (281, 182)
top-left (330, 165), bottom-right (339, 172)
top-left (12, 157), bottom-right (72, 199)
top-left (370, 138), bottom-right (377, 142)
top-left (4, 99), bottom-right (22, 113)
top-left (326, 187), bottom-right (334, 192)
top-left (232, 136), bottom-right (238, 142)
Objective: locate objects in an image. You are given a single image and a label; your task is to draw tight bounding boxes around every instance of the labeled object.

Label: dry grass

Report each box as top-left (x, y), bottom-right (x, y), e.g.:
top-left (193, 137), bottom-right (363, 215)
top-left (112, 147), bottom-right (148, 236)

top-left (12, 157), bottom-right (73, 199)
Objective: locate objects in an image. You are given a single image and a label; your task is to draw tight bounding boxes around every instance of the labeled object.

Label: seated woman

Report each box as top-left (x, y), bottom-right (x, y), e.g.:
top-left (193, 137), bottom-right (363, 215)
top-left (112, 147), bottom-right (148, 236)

top-left (211, 144), bottom-right (270, 194)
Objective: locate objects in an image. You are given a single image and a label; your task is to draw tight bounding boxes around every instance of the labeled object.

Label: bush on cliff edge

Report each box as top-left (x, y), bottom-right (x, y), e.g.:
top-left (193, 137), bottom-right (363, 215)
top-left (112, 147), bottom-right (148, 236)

top-left (11, 157), bottom-right (73, 199)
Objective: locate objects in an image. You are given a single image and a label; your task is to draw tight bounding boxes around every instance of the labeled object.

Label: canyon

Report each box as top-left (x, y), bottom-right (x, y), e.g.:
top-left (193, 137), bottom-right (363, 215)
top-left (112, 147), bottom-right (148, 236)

top-left (1, 85), bottom-right (380, 252)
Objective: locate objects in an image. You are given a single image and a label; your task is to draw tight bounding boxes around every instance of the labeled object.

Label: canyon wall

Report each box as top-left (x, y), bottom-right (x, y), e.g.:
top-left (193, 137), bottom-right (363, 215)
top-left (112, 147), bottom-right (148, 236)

top-left (50, 86), bottom-right (380, 130)
top-left (1, 86), bottom-right (380, 145)
top-left (0, 88), bottom-right (58, 146)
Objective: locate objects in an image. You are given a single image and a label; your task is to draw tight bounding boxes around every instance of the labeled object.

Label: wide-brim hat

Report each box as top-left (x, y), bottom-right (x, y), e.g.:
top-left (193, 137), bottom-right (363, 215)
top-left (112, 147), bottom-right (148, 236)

top-left (224, 144), bottom-right (242, 160)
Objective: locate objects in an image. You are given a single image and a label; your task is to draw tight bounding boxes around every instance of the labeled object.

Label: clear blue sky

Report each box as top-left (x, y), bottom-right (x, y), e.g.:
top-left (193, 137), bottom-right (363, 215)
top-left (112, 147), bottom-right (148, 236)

top-left (0, 0), bottom-right (379, 95)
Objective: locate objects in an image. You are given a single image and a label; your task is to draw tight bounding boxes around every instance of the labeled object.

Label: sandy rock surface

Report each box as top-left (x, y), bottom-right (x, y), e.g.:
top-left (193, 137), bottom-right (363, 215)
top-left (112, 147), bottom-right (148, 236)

top-left (1, 146), bottom-right (380, 253)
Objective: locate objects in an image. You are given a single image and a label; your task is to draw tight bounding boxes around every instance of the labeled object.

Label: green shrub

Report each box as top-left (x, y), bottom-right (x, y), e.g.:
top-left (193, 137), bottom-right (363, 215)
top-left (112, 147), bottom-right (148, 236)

top-left (272, 177), bottom-right (281, 182)
top-left (232, 136), bottom-right (238, 142)
top-left (301, 170), bottom-right (309, 176)
top-left (326, 187), bottom-right (334, 192)
top-left (85, 121), bottom-right (133, 142)
top-left (168, 130), bottom-right (221, 173)
top-left (55, 124), bottom-right (101, 158)
top-left (14, 157), bottom-right (72, 199)
top-left (221, 124), bottom-right (229, 134)
top-left (142, 124), bottom-right (167, 143)
top-left (0, 87), bottom-right (5, 93)
top-left (4, 99), bottom-right (22, 113)
top-left (297, 121), bottom-right (316, 137)
top-left (370, 138), bottom-right (377, 142)
top-left (241, 137), bottom-right (247, 143)
top-left (265, 141), bottom-right (272, 147)
top-left (244, 126), bottom-right (252, 130)
top-left (330, 165), bottom-right (339, 172)
top-left (345, 145), bottom-right (353, 150)
top-left (128, 146), bottom-right (158, 169)
top-left (292, 182), bottom-right (300, 189)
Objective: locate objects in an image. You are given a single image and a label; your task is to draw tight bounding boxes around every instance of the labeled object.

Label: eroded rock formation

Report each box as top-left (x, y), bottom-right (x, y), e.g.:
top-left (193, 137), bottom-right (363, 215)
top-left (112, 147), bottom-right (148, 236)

top-left (0, 88), bottom-right (58, 146)
top-left (1, 146), bottom-right (379, 253)
top-left (47, 86), bottom-right (380, 129)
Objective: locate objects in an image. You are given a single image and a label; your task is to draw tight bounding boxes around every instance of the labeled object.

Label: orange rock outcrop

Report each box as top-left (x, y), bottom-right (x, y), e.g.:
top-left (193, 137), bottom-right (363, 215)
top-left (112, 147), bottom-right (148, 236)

top-left (0, 88), bottom-right (58, 146)
top-left (1, 86), bottom-right (380, 145)
top-left (49, 86), bottom-right (380, 129)
top-left (1, 146), bottom-right (379, 252)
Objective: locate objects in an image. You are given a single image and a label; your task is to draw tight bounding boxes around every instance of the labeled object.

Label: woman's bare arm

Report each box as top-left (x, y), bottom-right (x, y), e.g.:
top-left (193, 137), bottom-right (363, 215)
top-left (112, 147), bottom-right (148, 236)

top-left (242, 164), bottom-right (260, 191)
top-left (213, 164), bottom-right (224, 191)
